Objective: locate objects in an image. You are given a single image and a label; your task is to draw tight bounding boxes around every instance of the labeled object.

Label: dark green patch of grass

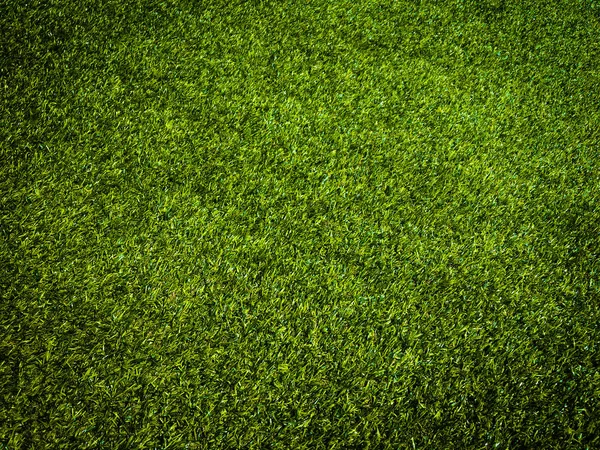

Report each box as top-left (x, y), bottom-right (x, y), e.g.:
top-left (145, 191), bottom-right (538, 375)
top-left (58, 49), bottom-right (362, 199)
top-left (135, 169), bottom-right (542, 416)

top-left (2, 0), bottom-right (600, 447)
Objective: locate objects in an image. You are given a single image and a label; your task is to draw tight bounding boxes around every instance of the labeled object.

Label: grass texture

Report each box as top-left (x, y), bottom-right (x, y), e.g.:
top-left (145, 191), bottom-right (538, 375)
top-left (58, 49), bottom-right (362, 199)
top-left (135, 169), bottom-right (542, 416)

top-left (2, 0), bottom-right (600, 447)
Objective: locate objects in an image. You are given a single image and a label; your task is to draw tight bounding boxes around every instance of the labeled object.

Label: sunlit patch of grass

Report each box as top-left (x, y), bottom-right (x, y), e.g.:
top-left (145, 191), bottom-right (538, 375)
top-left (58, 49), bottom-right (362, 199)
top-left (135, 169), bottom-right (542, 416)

top-left (2, 0), bottom-right (599, 447)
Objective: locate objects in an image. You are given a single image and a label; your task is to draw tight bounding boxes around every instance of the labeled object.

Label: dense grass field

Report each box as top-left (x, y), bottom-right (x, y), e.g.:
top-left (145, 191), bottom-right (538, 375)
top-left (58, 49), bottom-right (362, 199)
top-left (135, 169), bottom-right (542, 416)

top-left (2, 0), bottom-right (600, 447)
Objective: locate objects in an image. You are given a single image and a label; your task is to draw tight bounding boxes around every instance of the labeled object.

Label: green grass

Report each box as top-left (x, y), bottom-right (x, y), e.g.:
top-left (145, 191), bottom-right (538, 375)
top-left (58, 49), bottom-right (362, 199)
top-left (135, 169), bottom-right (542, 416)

top-left (2, 0), bottom-right (600, 447)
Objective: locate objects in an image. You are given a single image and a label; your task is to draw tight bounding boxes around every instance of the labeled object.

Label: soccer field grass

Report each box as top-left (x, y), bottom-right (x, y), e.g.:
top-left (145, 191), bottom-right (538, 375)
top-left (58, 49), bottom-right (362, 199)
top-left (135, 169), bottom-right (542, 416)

top-left (2, 0), bottom-right (600, 447)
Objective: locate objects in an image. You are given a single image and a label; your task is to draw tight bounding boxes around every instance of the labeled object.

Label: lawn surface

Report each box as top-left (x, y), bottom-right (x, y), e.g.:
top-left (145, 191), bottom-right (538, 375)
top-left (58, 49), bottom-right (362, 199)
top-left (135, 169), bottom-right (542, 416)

top-left (2, 0), bottom-right (600, 448)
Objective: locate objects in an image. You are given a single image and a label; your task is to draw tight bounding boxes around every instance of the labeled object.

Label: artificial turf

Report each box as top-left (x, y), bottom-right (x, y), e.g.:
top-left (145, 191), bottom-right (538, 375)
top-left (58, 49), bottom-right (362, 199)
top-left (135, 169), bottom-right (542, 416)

top-left (2, 0), bottom-right (600, 447)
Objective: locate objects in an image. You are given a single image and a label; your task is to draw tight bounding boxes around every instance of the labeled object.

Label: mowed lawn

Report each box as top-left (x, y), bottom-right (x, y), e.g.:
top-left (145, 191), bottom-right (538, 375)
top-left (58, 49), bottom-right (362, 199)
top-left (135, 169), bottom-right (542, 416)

top-left (2, 0), bottom-right (600, 448)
